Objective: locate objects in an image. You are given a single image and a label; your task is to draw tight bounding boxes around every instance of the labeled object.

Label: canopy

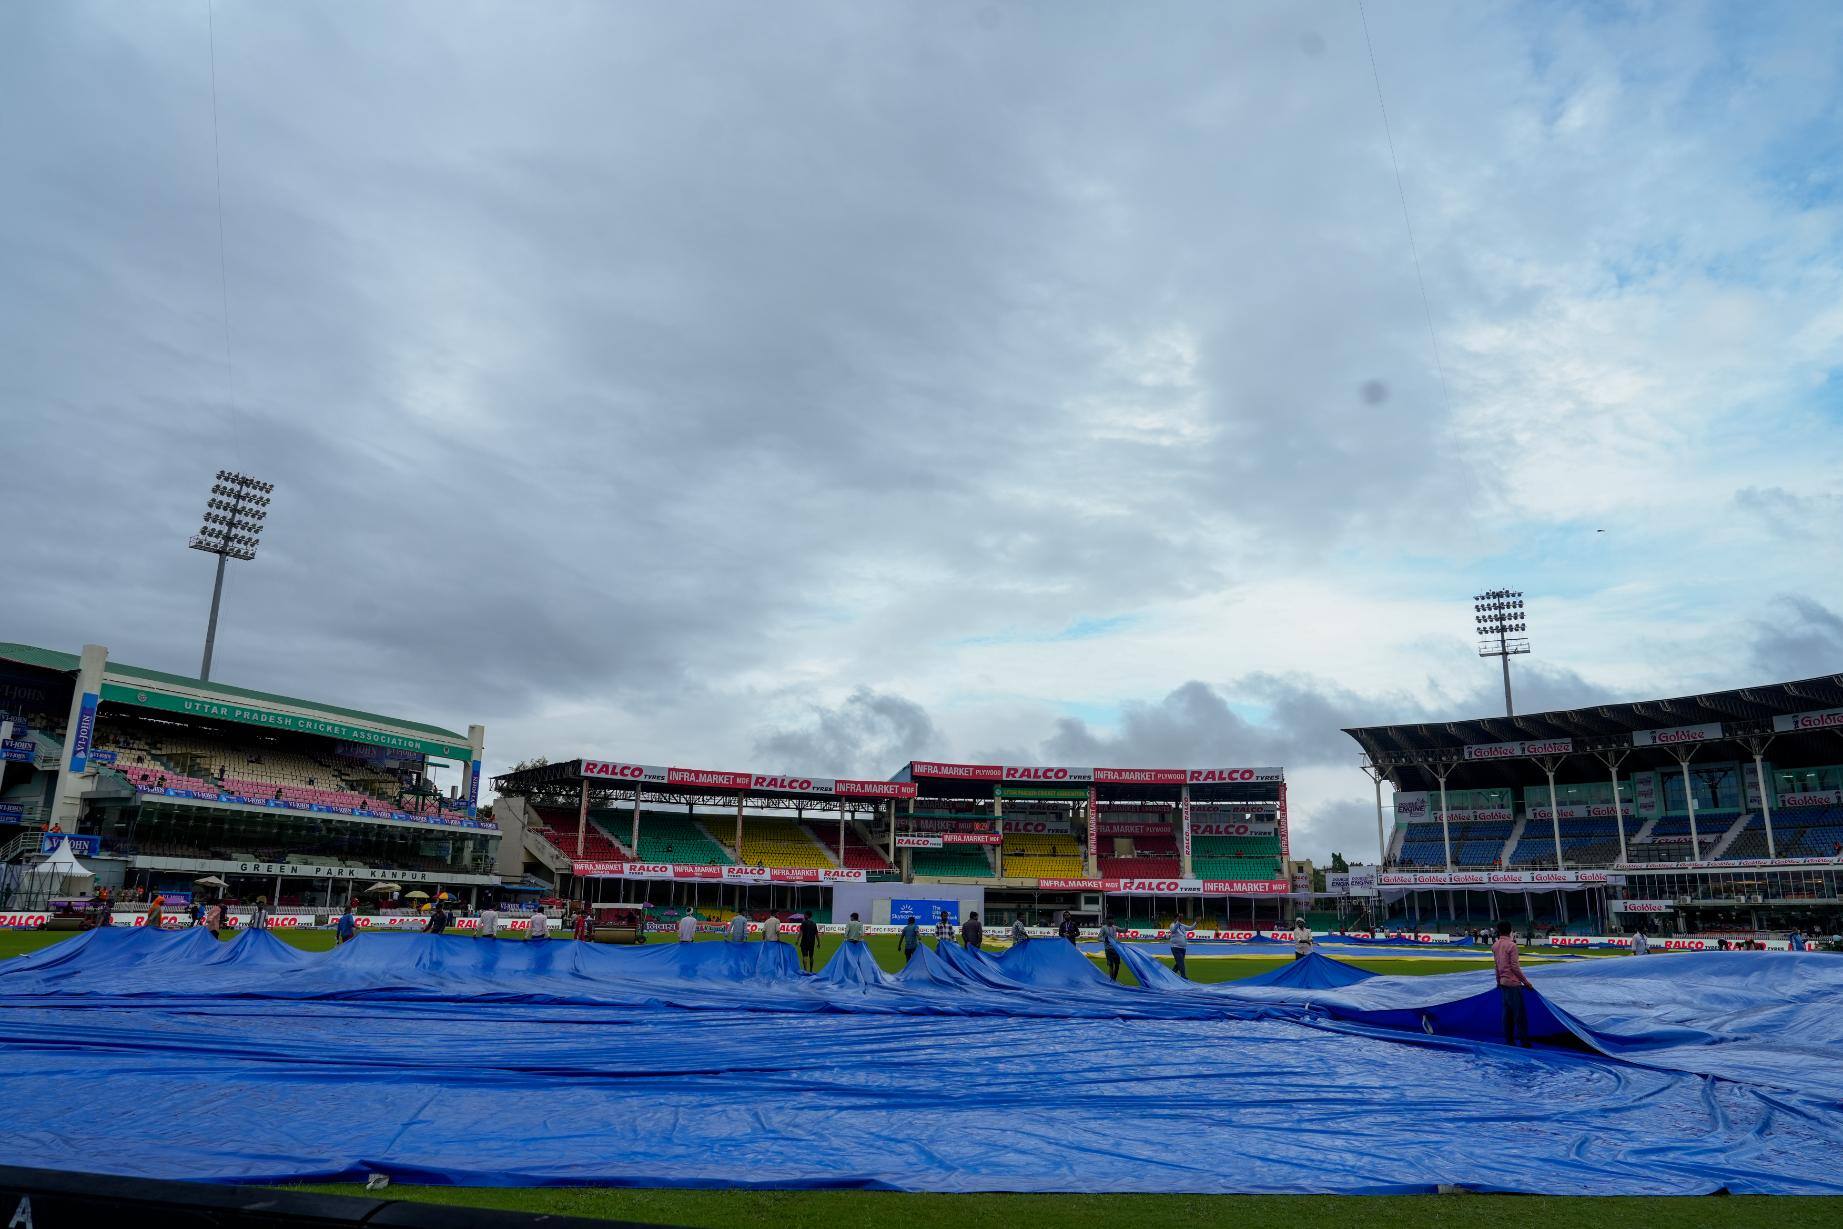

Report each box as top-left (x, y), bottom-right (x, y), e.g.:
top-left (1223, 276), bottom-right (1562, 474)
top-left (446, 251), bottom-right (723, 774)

top-left (364, 882), bottom-right (400, 894)
top-left (403, 890), bottom-right (429, 899)
top-left (28, 838), bottom-right (93, 884)
top-left (193, 875), bottom-right (228, 888)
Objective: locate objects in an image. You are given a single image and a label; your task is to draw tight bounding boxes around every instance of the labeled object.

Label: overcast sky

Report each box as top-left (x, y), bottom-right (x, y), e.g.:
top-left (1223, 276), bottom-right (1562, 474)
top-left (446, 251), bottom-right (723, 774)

top-left (5, 2), bottom-right (1843, 863)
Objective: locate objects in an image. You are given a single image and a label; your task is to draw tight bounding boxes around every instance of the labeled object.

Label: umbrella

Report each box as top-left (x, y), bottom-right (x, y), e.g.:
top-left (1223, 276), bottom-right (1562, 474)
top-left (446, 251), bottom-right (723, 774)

top-left (404, 890), bottom-right (430, 899)
top-left (193, 875), bottom-right (228, 888)
top-left (365, 882), bottom-right (401, 894)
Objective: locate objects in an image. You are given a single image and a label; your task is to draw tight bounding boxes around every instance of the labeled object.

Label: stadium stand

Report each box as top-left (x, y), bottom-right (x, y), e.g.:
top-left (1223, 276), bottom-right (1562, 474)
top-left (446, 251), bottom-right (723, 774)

top-left (92, 715), bottom-right (476, 821)
top-left (528, 806), bottom-right (629, 863)
top-left (735, 818), bottom-right (834, 869)
top-left (631, 812), bottom-right (733, 865)
top-left (1191, 831), bottom-right (1282, 880)
top-left (1097, 829), bottom-right (1181, 879)
top-left (910, 846), bottom-right (994, 878)
top-left (808, 819), bottom-right (895, 872)
top-left (1772, 806), bottom-right (1843, 857)
top-left (1000, 831), bottom-right (1085, 879)
top-left (1510, 816), bottom-right (1637, 867)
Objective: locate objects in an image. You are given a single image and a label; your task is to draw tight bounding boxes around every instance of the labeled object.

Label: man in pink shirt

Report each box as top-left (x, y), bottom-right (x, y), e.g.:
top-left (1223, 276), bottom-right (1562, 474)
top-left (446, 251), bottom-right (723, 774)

top-left (1493, 920), bottom-right (1534, 1047)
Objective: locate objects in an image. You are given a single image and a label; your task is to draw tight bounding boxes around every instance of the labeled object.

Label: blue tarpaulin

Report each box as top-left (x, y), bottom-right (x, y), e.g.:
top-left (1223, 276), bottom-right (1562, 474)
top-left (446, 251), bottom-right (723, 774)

top-left (1, 928), bottom-right (1840, 1194)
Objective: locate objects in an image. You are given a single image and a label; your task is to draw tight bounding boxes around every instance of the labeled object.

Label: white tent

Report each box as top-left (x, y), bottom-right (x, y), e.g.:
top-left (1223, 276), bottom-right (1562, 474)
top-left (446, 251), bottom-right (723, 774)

top-left (26, 838), bottom-right (95, 898)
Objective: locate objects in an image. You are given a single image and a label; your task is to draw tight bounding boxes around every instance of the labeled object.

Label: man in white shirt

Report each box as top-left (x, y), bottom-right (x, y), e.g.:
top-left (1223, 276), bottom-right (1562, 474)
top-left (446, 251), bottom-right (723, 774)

top-left (764, 914), bottom-right (782, 942)
top-left (528, 909), bottom-right (550, 941)
top-left (1631, 930), bottom-right (1649, 956)
top-left (727, 913), bottom-right (750, 943)
top-left (676, 912), bottom-right (698, 943)
top-left (1292, 917), bottom-right (1313, 962)
top-left (1168, 918), bottom-right (1192, 980)
top-left (476, 902), bottom-right (498, 939)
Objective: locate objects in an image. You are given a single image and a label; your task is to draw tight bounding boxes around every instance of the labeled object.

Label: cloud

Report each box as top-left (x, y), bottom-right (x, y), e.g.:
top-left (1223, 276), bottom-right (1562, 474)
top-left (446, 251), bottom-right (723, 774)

top-left (1750, 595), bottom-right (1843, 680)
top-left (4, 3), bottom-right (1842, 867)
top-left (754, 688), bottom-right (941, 779)
top-left (1734, 487), bottom-right (1843, 541)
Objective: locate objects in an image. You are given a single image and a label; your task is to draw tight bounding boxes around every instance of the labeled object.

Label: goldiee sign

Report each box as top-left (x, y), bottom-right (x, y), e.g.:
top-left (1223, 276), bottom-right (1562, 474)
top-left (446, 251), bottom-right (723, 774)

top-left (99, 683), bottom-right (471, 760)
top-left (1631, 721), bottom-right (1723, 748)
top-left (1773, 707), bottom-right (1843, 734)
top-left (1379, 869), bottom-right (1610, 887)
top-left (1464, 738), bottom-right (1574, 761)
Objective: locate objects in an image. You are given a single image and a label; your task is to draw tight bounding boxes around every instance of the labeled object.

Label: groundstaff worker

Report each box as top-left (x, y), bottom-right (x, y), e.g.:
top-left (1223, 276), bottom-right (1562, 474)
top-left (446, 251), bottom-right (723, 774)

top-left (1057, 912), bottom-right (1080, 944)
top-left (1168, 918), bottom-right (1191, 980)
top-left (727, 913), bottom-right (750, 943)
top-left (798, 913), bottom-right (819, 971)
top-left (1292, 916), bottom-right (1313, 962)
top-left (1010, 916), bottom-right (1028, 946)
top-left (677, 912), bottom-right (698, 943)
top-left (961, 911), bottom-right (983, 952)
top-left (1493, 920), bottom-right (1535, 1047)
top-left (845, 913), bottom-right (865, 943)
top-left (899, 916), bottom-right (921, 965)
top-left (1099, 917), bottom-right (1122, 981)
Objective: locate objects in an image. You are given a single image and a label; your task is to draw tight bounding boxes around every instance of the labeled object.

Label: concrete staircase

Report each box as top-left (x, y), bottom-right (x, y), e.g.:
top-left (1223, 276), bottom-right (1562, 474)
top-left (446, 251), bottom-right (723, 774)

top-left (1499, 817), bottom-right (1526, 867)
top-left (499, 795), bottom-right (571, 876)
top-left (1706, 811), bottom-right (1756, 861)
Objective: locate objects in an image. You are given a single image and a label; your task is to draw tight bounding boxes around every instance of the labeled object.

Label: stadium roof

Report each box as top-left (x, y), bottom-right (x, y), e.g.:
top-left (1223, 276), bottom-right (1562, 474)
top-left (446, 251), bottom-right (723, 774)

top-left (1344, 673), bottom-right (1843, 790)
top-left (0, 641), bottom-right (468, 748)
top-left (495, 756), bottom-right (1288, 806)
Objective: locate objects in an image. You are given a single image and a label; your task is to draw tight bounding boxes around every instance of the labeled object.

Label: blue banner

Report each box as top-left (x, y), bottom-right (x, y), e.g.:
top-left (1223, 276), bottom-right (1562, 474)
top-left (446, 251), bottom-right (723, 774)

top-left (41, 833), bottom-right (101, 856)
top-left (67, 691), bottom-right (99, 773)
top-left (1, 739), bottom-right (33, 754)
top-left (890, 898), bottom-right (961, 925)
top-left (467, 757), bottom-right (481, 817)
top-left (1, 747), bottom-right (32, 763)
top-left (87, 749), bottom-right (117, 765)
top-left (0, 802), bottom-right (25, 821)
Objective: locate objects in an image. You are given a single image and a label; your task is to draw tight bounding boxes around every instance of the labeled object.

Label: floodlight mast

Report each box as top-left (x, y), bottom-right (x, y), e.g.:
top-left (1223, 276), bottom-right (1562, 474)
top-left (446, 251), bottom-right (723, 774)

top-left (1473, 588), bottom-right (1529, 718)
top-left (187, 470), bottom-right (275, 681)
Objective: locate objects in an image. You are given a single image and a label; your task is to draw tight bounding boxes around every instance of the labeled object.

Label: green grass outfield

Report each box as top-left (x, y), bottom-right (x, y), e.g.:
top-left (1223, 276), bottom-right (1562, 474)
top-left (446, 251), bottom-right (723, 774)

top-left (276, 1187), bottom-right (1843, 1229)
top-left (13, 927), bottom-right (1826, 1225)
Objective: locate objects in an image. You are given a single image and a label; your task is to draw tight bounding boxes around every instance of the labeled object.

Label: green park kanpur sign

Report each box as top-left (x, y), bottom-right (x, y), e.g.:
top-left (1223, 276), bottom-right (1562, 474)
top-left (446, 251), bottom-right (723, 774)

top-left (98, 683), bottom-right (471, 760)
top-left (995, 785), bottom-right (1090, 800)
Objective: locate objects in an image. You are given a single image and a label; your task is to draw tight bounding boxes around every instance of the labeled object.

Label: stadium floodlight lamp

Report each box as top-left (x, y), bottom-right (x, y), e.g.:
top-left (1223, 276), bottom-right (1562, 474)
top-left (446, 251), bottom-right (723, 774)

top-left (1472, 588), bottom-right (1531, 718)
top-left (187, 470), bottom-right (277, 682)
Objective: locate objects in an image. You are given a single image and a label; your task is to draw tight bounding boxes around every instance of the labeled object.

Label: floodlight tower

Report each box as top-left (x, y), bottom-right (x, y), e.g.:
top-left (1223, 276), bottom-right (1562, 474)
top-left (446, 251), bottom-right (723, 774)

top-left (189, 470), bottom-right (275, 681)
top-left (1474, 589), bottom-right (1529, 718)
